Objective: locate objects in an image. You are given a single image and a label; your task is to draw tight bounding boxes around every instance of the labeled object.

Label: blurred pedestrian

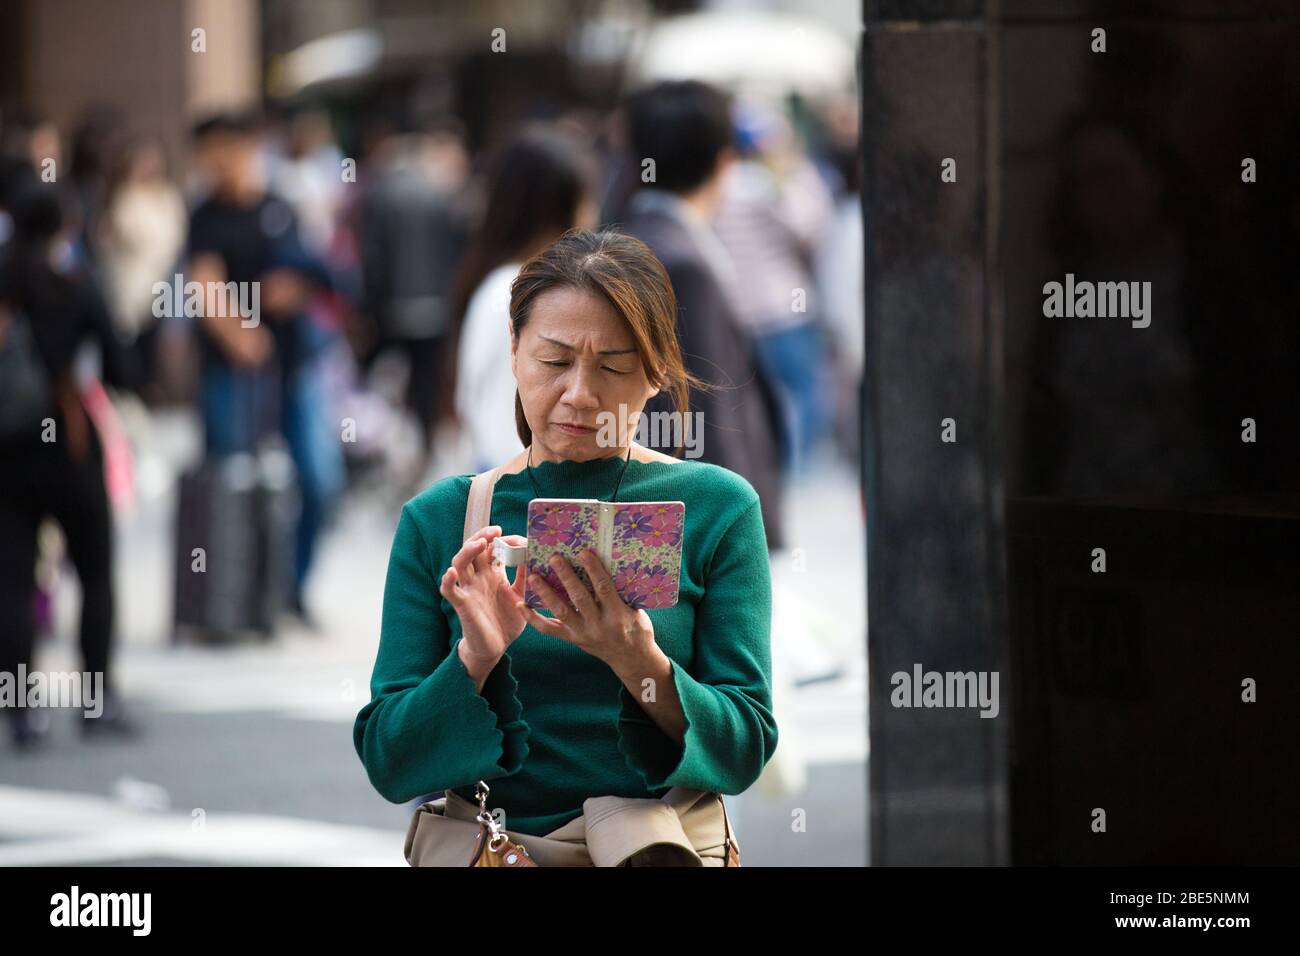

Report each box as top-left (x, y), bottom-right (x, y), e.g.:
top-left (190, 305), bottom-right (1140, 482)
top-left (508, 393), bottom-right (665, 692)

top-left (1, 110), bottom-right (56, 253)
top-left (185, 110), bottom-right (342, 625)
top-left (449, 123), bottom-right (600, 472)
top-left (622, 80), bottom-right (786, 550)
top-left (811, 99), bottom-right (864, 469)
top-left (0, 184), bottom-right (138, 748)
top-left (96, 134), bottom-right (186, 399)
top-left (713, 100), bottom-right (836, 476)
top-left (359, 118), bottom-right (470, 466)
top-left (269, 109), bottom-right (345, 258)
top-left (67, 105), bottom-right (128, 265)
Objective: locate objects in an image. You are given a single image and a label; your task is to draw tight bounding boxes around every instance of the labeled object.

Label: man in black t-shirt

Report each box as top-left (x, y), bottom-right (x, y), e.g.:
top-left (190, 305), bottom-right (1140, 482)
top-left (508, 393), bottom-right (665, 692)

top-left (185, 111), bottom-right (340, 622)
top-left (188, 190), bottom-right (304, 379)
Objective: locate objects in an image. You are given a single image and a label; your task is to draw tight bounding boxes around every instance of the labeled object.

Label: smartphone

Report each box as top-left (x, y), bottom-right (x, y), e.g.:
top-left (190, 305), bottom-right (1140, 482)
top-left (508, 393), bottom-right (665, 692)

top-left (523, 499), bottom-right (686, 612)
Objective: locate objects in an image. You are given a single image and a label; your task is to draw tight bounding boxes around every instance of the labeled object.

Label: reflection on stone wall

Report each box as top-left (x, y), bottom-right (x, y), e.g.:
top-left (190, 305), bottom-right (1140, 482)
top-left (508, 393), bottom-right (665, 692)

top-left (864, 0), bottom-right (1299, 865)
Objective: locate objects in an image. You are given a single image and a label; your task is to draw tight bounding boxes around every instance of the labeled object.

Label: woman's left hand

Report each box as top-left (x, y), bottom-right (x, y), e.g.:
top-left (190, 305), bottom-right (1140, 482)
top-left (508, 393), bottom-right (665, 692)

top-left (518, 548), bottom-right (656, 675)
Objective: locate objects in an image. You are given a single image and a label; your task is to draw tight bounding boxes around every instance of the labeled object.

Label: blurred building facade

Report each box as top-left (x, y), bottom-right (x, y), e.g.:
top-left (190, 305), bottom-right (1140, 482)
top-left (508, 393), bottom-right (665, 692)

top-left (1, 0), bottom-right (259, 175)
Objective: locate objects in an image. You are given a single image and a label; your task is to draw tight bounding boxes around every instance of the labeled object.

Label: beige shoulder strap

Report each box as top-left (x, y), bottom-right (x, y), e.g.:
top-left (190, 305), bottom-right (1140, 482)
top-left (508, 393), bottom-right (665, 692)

top-left (462, 467), bottom-right (504, 543)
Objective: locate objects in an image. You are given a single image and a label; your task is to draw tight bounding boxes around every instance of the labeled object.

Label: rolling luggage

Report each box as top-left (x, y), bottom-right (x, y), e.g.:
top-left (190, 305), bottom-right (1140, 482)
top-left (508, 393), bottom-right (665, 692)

top-left (172, 366), bottom-right (300, 643)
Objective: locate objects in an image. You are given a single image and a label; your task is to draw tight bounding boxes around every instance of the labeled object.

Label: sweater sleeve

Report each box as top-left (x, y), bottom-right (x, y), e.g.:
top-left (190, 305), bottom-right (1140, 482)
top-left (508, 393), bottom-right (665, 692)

top-left (353, 498), bottom-right (530, 804)
top-left (615, 497), bottom-right (779, 793)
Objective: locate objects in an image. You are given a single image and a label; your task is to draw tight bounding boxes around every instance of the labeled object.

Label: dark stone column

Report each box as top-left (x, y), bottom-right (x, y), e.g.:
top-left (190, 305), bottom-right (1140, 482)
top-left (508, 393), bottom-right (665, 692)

top-left (863, 0), bottom-right (1299, 864)
top-left (863, 0), bottom-right (1007, 865)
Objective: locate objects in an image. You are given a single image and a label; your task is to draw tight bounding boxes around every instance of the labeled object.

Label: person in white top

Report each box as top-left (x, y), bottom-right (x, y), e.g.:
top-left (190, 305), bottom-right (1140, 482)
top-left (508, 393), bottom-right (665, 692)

top-left (96, 136), bottom-right (186, 352)
top-left (449, 124), bottom-right (599, 472)
top-left (456, 261), bottom-right (523, 469)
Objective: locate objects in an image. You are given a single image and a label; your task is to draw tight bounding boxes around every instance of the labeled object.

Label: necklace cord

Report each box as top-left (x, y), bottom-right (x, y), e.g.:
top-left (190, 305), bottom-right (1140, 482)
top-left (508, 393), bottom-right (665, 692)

top-left (527, 440), bottom-right (634, 503)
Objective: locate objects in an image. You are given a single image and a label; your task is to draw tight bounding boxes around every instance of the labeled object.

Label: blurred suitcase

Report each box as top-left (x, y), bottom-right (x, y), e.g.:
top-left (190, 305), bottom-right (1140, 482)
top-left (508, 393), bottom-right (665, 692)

top-left (172, 444), bottom-right (299, 642)
top-left (173, 364), bottom-right (300, 643)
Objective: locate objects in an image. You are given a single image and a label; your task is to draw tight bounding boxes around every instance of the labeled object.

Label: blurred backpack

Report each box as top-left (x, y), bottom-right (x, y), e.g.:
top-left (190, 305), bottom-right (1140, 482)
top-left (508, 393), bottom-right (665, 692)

top-left (0, 305), bottom-right (53, 440)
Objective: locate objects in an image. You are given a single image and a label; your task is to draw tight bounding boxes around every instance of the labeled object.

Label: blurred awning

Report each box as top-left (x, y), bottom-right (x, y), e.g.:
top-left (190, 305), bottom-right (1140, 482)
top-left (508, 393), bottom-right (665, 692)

top-left (266, 28), bottom-right (384, 97)
top-left (628, 10), bottom-right (855, 98)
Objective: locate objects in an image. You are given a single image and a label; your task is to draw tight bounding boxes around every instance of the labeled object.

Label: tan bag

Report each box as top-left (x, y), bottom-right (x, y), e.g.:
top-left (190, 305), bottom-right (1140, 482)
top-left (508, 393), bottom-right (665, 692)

top-left (402, 466), bottom-right (741, 867)
top-left (405, 779), bottom-right (740, 867)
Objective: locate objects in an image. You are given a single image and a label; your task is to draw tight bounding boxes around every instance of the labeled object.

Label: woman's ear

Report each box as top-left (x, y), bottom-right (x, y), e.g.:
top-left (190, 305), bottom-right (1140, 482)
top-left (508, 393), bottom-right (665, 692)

top-left (509, 319), bottom-right (518, 377)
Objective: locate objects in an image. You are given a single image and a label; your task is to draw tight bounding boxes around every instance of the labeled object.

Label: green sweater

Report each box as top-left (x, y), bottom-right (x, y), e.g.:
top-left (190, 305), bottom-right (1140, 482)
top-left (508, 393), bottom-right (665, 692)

top-left (353, 454), bottom-right (778, 835)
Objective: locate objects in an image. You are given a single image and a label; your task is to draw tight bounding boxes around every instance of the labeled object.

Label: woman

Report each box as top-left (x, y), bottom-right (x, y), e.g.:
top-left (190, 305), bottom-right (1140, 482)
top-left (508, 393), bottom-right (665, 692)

top-left (354, 229), bottom-right (778, 861)
top-left (0, 184), bottom-right (138, 748)
top-left (450, 124), bottom-right (599, 471)
top-left (95, 134), bottom-right (186, 398)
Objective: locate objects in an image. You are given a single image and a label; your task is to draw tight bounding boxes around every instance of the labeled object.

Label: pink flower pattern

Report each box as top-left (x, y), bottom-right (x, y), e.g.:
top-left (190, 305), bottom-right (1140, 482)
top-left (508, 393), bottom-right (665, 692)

top-left (525, 501), bottom-right (684, 611)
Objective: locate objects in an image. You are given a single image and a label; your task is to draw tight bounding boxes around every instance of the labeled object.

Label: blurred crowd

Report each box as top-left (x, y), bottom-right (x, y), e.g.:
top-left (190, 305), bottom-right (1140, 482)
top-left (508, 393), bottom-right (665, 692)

top-left (0, 80), bottom-right (861, 750)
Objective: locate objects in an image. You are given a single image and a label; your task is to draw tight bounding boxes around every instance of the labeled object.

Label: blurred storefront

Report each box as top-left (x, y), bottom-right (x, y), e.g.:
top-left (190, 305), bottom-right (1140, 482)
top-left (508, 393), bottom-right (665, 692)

top-left (1, 0), bottom-right (260, 174)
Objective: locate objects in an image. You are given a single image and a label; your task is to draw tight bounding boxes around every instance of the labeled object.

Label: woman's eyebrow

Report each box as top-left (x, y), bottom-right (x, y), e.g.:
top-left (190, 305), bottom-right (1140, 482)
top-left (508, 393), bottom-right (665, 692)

top-left (537, 335), bottom-right (637, 356)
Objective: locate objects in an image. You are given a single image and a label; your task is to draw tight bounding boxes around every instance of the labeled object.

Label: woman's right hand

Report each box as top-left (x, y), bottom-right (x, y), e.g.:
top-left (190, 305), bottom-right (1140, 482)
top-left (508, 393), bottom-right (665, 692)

top-left (440, 525), bottom-right (528, 681)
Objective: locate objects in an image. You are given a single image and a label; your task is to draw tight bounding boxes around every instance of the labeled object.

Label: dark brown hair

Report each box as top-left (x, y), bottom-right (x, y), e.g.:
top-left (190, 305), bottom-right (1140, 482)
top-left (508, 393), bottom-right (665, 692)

top-left (509, 228), bottom-right (711, 452)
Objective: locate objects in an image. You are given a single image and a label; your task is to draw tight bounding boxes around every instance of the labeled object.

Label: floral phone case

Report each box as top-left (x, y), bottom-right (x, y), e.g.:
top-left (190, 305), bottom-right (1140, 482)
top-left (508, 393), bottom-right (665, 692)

top-left (523, 499), bottom-right (686, 611)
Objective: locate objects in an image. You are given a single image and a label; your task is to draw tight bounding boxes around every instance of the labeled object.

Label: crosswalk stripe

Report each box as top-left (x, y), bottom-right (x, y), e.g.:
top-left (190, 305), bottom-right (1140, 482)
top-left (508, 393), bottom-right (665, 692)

top-left (0, 785), bottom-right (404, 866)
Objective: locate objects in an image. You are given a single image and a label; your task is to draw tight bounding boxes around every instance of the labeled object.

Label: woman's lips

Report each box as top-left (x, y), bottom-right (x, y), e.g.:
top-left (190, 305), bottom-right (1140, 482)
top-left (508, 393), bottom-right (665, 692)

top-left (555, 423), bottom-right (596, 435)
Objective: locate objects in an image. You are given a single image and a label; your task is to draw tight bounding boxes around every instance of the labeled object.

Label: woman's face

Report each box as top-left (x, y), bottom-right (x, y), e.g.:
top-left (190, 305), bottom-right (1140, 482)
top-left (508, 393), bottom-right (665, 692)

top-left (510, 285), bottom-right (659, 462)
